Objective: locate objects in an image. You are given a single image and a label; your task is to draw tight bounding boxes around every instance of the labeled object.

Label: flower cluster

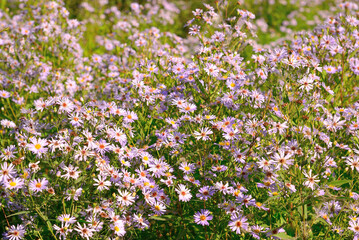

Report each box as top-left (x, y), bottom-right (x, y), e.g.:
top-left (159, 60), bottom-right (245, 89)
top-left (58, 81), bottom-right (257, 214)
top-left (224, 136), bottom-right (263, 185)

top-left (0, 0), bottom-right (359, 239)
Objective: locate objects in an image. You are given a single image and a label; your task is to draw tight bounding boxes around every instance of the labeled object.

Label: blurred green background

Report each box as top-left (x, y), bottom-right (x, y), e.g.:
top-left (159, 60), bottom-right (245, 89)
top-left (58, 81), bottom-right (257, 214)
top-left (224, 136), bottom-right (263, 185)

top-left (63, 0), bottom-right (337, 44)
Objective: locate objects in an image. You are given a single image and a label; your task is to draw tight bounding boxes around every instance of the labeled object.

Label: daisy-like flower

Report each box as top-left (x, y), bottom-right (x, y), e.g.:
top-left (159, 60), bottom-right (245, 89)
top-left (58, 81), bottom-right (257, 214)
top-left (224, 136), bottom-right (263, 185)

top-left (349, 219), bottom-right (359, 239)
top-left (29, 178), bottom-right (49, 193)
top-left (303, 169), bottom-right (320, 190)
top-left (152, 200), bottom-right (167, 215)
top-left (194, 209), bottom-right (213, 226)
top-left (323, 115), bottom-right (346, 132)
top-left (0, 162), bottom-right (16, 182)
top-left (251, 225), bottom-right (266, 239)
top-left (58, 214), bottom-right (77, 224)
top-left (4, 224), bottom-right (26, 240)
top-left (0, 90), bottom-right (10, 98)
top-left (228, 213), bottom-right (249, 234)
top-left (62, 165), bottom-right (82, 180)
top-left (298, 76), bottom-right (315, 92)
top-left (93, 175), bottom-right (111, 191)
top-left (179, 102), bottom-right (197, 113)
top-left (123, 110), bottom-right (138, 123)
top-left (134, 214), bottom-right (149, 229)
top-left (117, 190), bottom-right (135, 206)
top-left (0, 145), bottom-right (17, 161)
top-left (176, 184), bottom-right (192, 202)
top-left (324, 65), bottom-right (337, 74)
top-left (74, 147), bottom-right (93, 161)
top-left (193, 127), bottom-right (213, 141)
top-left (1, 119), bottom-right (16, 128)
top-left (272, 150), bottom-right (294, 170)
top-left (27, 137), bottom-right (48, 156)
top-left (204, 63), bottom-right (220, 77)
top-left (53, 222), bottom-right (73, 239)
top-left (69, 113), bottom-right (83, 127)
top-left (196, 186), bottom-right (215, 200)
top-left (75, 223), bottom-right (95, 240)
top-left (346, 156), bottom-right (359, 172)
top-left (4, 178), bottom-right (24, 191)
top-left (58, 98), bottom-right (75, 113)
top-left (215, 181), bottom-right (233, 195)
top-left (96, 139), bottom-right (111, 155)
top-left (112, 221), bottom-right (126, 236)
top-left (179, 162), bottom-right (195, 174)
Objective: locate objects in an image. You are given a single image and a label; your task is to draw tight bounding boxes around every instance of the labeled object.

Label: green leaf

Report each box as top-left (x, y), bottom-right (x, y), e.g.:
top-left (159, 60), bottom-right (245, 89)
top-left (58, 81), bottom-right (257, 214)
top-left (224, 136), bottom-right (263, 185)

top-left (7, 211), bottom-right (30, 217)
top-left (176, 227), bottom-right (187, 240)
top-left (327, 179), bottom-right (351, 186)
top-left (273, 232), bottom-right (296, 240)
top-left (149, 216), bottom-right (166, 221)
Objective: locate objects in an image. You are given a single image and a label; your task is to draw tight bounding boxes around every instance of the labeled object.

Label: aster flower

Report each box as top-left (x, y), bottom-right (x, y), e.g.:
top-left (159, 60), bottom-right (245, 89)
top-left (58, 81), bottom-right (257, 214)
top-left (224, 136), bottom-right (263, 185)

top-left (112, 221), bottom-right (126, 236)
top-left (58, 214), bottom-right (77, 224)
top-left (346, 156), bottom-right (359, 172)
top-left (117, 190), bottom-right (135, 206)
top-left (4, 178), bottom-right (24, 191)
top-left (57, 98), bottom-right (75, 113)
top-left (61, 165), bottom-right (82, 180)
top-left (4, 224), bottom-right (26, 240)
top-left (228, 213), bottom-right (249, 234)
top-left (75, 223), bottom-right (95, 240)
top-left (134, 214), bottom-right (149, 229)
top-left (179, 162), bottom-right (196, 174)
top-left (193, 127), bottom-right (213, 141)
top-left (123, 110), bottom-right (138, 123)
top-left (196, 186), bottom-right (215, 200)
top-left (176, 184), bottom-right (192, 202)
top-left (152, 200), bottom-right (167, 215)
top-left (303, 169), bottom-right (320, 190)
top-left (1, 119), bottom-right (16, 128)
top-left (27, 137), bottom-right (48, 156)
top-left (194, 209), bottom-right (213, 226)
top-left (93, 175), bottom-right (111, 191)
top-left (298, 76), bottom-right (314, 92)
top-left (250, 225), bottom-right (266, 239)
top-left (29, 178), bottom-right (49, 193)
top-left (349, 219), bottom-right (359, 239)
top-left (272, 150), bottom-right (294, 170)
top-left (53, 222), bottom-right (73, 239)
top-left (0, 162), bottom-right (16, 182)
top-left (179, 103), bottom-right (197, 113)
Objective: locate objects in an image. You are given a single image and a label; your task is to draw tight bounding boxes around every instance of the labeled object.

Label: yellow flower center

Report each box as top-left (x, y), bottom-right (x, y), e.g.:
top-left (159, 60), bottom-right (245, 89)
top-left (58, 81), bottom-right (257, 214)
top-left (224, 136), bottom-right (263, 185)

top-left (35, 144), bottom-right (42, 150)
top-left (9, 181), bottom-right (16, 187)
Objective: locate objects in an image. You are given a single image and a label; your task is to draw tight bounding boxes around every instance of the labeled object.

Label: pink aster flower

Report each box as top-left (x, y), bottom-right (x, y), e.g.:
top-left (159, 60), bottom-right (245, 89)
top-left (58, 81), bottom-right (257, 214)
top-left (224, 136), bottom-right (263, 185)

top-left (29, 178), bottom-right (49, 193)
top-left (75, 223), bottom-right (95, 240)
top-left (27, 137), bottom-right (48, 156)
top-left (193, 127), bottom-right (213, 141)
top-left (4, 178), bottom-right (24, 191)
top-left (93, 175), bottom-right (111, 191)
top-left (228, 213), bottom-right (249, 234)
